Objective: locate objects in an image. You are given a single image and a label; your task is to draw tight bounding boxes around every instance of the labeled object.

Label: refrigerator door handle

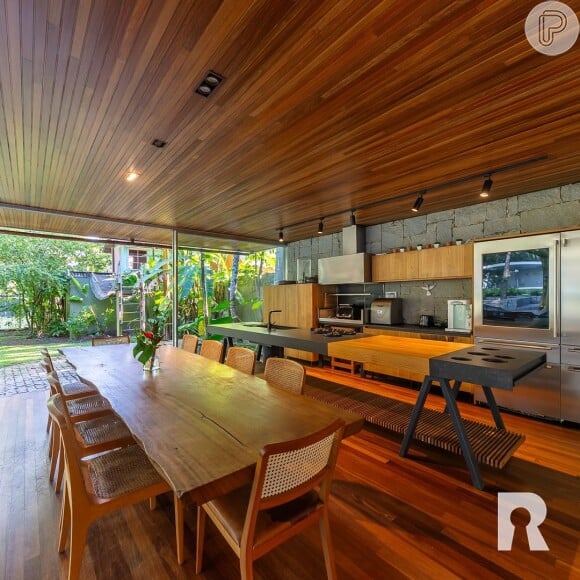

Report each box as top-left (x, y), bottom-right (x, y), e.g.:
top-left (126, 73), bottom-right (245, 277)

top-left (567, 366), bottom-right (580, 372)
top-left (554, 238), bottom-right (560, 339)
top-left (477, 338), bottom-right (554, 351)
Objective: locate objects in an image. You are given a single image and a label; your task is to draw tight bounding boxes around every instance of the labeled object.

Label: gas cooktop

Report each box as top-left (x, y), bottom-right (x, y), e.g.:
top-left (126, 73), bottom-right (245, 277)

top-left (311, 326), bottom-right (358, 337)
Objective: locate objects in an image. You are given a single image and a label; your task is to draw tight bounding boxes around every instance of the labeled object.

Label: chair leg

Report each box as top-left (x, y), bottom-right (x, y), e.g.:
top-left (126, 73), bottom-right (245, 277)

top-left (49, 435), bottom-right (60, 482)
top-left (58, 484), bottom-right (70, 553)
top-left (240, 549), bottom-right (254, 580)
top-left (319, 512), bottom-right (338, 580)
top-left (55, 452), bottom-right (65, 494)
top-left (68, 514), bottom-right (90, 580)
top-left (175, 494), bottom-right (185, 565)
top-left (195, 507), bottom-right (206, 575)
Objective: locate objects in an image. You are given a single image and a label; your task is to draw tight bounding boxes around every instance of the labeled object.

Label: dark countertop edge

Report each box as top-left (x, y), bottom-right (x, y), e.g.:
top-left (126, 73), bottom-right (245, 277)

top-left (364, 324), bottom-right (472, 338)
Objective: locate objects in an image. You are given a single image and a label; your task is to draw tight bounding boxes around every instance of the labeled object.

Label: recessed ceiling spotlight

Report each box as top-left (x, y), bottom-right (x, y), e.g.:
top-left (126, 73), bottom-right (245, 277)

top-left (125, 171), bottom-right (140, 182)
top-left (151, 138), bottom-right (167, 148)
top-left (195, 70), bottom-right (224, 97)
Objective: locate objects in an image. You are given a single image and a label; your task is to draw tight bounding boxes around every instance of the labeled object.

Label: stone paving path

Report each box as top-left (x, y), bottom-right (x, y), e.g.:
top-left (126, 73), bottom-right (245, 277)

top-left (0, 357), bottom-right (78, 397)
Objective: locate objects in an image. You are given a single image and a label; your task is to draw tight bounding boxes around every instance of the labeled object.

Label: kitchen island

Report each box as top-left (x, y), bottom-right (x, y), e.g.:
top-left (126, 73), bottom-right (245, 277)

top-left (328, 335), bottom-right (546, 489)
top-left (207, 322), bottom-right (365, 356)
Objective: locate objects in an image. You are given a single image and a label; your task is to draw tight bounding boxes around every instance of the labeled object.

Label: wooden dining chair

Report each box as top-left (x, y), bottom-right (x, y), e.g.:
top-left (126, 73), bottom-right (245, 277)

top-left (46, 372), bottom-right (115, 491)
top-left (263, 357), bottom-right (306, 395)
top-left (46, 397), bottom-right (171, 580)
top-left (91, 335), bottom-right (130, 346)
top-left (200, 339), bottom-right (224, 362)
top-left (195, 419), bottom-right (346, 579)
top-left (49, 393), bottom-right (135, 493)
top-left (181, 333), bottom-right (199, 354)
top-left (225, 346), bottom-right (256, 375)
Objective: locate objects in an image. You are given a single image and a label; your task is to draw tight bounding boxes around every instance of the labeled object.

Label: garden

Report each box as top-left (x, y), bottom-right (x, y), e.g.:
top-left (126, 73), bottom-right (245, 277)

top-left (0, 234), bottom-right (277, 369)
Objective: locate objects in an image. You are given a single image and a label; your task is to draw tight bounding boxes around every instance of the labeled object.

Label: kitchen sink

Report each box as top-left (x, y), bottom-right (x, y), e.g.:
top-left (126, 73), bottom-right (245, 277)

top-left (241, 322), bottom-right (296, 330)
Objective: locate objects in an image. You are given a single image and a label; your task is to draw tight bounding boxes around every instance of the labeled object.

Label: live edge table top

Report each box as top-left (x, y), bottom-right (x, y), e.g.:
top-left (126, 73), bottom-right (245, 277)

top-left (61, 344), bottom-right (364, 502)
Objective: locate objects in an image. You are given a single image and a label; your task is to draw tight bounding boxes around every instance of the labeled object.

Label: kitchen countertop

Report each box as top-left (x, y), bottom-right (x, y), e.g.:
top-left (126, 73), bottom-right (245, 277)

top-left (207, 323), bottom-right (365, 355)
top-left (364, 323), bottom-right (472, 338)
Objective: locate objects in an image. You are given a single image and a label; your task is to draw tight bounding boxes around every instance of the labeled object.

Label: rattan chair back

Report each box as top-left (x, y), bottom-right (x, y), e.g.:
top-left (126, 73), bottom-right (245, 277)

top-left (264, 357), bottom-right (305, 395)
top-left (200, 339), bottom-right (224, 362)
top-left (225, 346), bottom-right (256, 375)
top-left (91, 335), bottom-right (130, 346)
top-left (196, 419), bottom-right (345, 579)
top-left (181, 334), bottom-right (199, 354)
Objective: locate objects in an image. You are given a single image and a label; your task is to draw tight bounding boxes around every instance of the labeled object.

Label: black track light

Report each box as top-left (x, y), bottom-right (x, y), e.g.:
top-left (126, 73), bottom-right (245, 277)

top-left (481, 175), bottom-right (493, 198)
top-left (278, 229), bottom-right (284, 243)
top-left (317, 219), bottom-right (324, 235)
top-left (411, 192), bottom-right (424, 212)
top-left (350, 210), bottom-right (356, 226)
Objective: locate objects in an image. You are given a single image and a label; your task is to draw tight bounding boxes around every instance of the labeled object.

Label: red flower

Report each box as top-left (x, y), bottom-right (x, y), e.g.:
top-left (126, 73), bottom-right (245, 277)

top-left (144, 331), bottom-right (154, 339)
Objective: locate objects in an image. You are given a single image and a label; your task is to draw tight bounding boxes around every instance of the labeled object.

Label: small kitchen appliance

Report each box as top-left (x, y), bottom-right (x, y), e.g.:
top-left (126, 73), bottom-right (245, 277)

top-left (370, 299), bottom-right (403, 325)
top-left (446, 299), bottom-right (472, 333)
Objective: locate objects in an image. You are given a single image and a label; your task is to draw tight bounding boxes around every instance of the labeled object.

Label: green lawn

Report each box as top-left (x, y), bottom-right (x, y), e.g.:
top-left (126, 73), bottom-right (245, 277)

top-left (0, 330), bottom-right (91, 368)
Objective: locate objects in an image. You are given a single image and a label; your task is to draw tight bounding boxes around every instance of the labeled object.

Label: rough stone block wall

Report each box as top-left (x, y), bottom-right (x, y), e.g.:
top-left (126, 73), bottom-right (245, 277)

top-left (283, 182), bottom-right (580, 324)
top-left (285, 181), bottom-right (580, 279)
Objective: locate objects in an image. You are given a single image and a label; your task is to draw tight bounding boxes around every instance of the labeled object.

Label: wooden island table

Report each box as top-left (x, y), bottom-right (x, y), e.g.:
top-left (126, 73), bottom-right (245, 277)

top-left (60, 344), bottom-right (364, 562)
top-left (328, 335), bottom-right (546, 489)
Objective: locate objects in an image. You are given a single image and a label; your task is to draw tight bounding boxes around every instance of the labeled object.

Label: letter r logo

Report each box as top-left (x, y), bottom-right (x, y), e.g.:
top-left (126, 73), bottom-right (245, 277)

top-left (497, 492), bottom-right (549, 551)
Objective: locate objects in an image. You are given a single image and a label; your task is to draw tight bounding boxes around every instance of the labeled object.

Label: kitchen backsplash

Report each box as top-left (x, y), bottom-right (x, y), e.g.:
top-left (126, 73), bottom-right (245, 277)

top-left (320, 280), bottom-right (472, 327)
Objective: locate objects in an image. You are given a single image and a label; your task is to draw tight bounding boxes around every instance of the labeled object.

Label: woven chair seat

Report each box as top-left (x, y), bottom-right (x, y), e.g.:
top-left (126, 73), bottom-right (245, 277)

top-left (75, 415), bottom-right (133, 447)
top-left (60, 381), bottom-right (98, 397)
top-left (86, 445), bottom-right (165, 499)
top-left (55, 394), bottom-right (112, 417)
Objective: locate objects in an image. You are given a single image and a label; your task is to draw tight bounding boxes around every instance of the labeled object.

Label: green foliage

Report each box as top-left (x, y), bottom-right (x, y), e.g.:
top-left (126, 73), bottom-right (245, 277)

top-left (65, 307), bottom-right (96, 339)
top-left (0, 235), bottom-right (112, 337)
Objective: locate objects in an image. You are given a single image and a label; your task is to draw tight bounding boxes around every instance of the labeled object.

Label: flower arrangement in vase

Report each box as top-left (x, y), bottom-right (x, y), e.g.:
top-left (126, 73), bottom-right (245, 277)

top-left (133, 307), bottom-right (166, 371)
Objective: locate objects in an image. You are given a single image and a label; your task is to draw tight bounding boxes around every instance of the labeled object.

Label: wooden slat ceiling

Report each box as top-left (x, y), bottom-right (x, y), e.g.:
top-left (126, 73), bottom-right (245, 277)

top-left (1, 0), bottom-right (580, 251)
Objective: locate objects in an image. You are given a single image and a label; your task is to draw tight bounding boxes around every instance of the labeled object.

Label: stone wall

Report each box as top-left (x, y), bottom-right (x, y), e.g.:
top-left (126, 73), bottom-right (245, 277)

top-left (283, 182), bottom-right (580, 326)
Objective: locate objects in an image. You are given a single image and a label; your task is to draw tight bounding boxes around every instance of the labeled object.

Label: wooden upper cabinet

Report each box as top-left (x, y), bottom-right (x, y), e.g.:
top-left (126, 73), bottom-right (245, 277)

top-left (372, 251), bottom-right (419, 282)
top-left (372, 244), bottom-right (473, 282)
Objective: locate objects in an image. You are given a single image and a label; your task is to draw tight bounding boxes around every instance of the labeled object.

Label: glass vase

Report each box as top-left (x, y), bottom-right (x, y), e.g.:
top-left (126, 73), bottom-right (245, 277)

top-left (143, 350), bottom-right (160, 372)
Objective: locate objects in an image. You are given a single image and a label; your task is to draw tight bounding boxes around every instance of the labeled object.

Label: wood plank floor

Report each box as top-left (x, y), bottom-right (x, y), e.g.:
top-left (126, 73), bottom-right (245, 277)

top-left (0, 371), bottom-right (579, 579)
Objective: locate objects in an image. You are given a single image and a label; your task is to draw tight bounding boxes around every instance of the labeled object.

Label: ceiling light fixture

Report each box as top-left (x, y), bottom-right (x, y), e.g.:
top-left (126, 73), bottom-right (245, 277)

top-left (317, 219), bottom-right (324, 235)
top-left (195, 70), bottom-right (224, 97)
top-left (125, 171), bottom-right (140, 182)
top-left (480, 175), bottom-right (493, 198)
top-left (278, 229), bottom-right (284, 243)
top-left (411, 191), bottom-right (425, 212)
top-left (151, 138), bottom-right (167, 148)
top-left (350, 210), bottom-right (356, 226)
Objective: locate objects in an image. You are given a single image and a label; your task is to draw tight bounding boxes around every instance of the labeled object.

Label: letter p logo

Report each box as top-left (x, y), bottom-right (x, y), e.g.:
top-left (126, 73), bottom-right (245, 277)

top-left (498, 492), bottom-right (549, 551)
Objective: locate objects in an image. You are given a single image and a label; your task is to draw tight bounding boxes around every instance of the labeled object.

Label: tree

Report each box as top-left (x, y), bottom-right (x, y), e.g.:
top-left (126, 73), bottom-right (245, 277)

top-left (0, 235), bottom-right (112, 336)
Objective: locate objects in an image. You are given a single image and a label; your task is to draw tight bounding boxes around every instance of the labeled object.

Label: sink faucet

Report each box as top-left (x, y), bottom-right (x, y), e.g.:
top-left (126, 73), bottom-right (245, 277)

top-left (268, 310), bottom-right (282, 331)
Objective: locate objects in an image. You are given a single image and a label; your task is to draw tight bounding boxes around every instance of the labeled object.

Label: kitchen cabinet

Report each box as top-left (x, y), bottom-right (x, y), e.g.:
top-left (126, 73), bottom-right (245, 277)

top-left (372, 244), bottom-right (473, 282)
top-left (263, 284), bottom-right (328, 361)
top-left (372, 251), bottom-right (419, 282)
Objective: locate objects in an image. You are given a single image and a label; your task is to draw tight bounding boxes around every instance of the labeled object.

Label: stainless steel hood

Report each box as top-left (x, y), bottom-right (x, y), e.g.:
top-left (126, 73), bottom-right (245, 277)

top-left (318, 225), bottom-right (372, 284)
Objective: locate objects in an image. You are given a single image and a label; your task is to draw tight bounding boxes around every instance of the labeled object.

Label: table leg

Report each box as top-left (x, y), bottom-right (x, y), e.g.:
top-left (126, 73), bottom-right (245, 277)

top-left (481, 386), bottom-right (505, 430)
top-left (399, 375), bottom-right (433, 457)
top-left (439, 378), bottom-right (484, 490)
top-left (443, 379), bottom-right (462, 414)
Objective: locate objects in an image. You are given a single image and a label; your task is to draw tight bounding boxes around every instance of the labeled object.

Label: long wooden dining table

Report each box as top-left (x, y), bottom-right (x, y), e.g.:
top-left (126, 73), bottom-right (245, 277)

top-left (60, 344), bottom-right (364, 503)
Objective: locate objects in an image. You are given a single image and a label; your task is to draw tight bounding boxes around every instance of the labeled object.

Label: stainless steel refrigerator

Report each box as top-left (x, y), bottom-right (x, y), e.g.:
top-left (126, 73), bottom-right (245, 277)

top-left (473, 230), bottom-right (580, 422)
